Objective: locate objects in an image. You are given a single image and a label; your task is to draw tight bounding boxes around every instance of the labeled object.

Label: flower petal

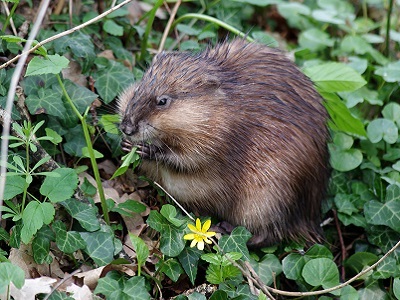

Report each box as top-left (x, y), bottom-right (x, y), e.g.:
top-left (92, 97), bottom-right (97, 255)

top-left (202, 219), bottom-right (211, 232)
top-left (195, 218), bottom-right (202, 230)
top-left (204, 231), bottom-right (216, 238)
top-left (197, 240), bottom-right (205, 251)
top-left (188, 223), bottom-right (197, 232)
top-left (184, 233), bottom-right (195, 240)
top-left (190, 239), bottom-right (197, 248)
top-left (204, 238), bottom-right (212, 244)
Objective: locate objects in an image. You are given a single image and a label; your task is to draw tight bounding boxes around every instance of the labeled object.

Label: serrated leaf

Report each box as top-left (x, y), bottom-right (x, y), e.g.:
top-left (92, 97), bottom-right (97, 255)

top-left (0, 262), bottom-right (25, 294)
top-left (367, 118), bottom-right (398, 144)
top-left (40, 168), bottom-right (78, 203)
top-left (60, 198), bottom-right (100, 231)
top-left (304, 62), bottom-right (366, 93)
top-left (53, 220), bottom-right (85, 253)
top-left (321, 92), bottom-right (367, 137)
top-left (21, 202), bottom-right (55, 244)
top-left (178, 247), bottom-right (202, 285)
top-left (93, 59), bottom-right (135, 103)
top-left (250, 254), bottom-right (282, 286)
top-left (364, 185), bottom-right (400, 231)
top-left (3, 175), bottom-right (26, 200)
top-left (302, 258), bottom-right (340, 289)
top-left (80, 231), bottom-right (115, 266)
top-left (218, 227), bottom-right (251, 261)
top-left (25, 54), bottom-right (69, 76)
top-left (25, 88), bottom-right (66, 117)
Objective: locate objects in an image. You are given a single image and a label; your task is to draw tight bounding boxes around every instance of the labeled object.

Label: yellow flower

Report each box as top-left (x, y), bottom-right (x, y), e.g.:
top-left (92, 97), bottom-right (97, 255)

top-left (184, 218), bottom-right (216, 250)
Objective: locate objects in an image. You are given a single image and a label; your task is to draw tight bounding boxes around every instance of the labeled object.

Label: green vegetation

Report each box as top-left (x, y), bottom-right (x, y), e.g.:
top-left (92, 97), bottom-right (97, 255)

top-left (0, 0), bottom-right (399, 299)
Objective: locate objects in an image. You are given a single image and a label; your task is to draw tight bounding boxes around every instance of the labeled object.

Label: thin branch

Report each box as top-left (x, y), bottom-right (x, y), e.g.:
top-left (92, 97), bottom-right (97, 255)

top-left (0, 0), bottom-right (135, 70)
top-left (158, 0), bottom-right (182, 53)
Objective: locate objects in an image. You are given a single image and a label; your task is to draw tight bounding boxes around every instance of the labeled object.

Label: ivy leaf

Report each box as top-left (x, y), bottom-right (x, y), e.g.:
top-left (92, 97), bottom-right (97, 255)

top-left (157, 258), bottom-right (184, 282)
top-left (60, 198), bottom-right (100, 232)
top-left (160, 204), bottom-right (186, 227)
top-left (302, 258), bottom-right (340, 292)
top-left (25, 54), bottom-right (69, 76)
top-left (53, 220), bottom-right (86, 254)
top-left (250, 254), bottom-right (282, 286)
top-left (304, 62), bottom-right (367, 93)
top-left (32, 225), bottom-right (54, 264)
top-left (147, 210), bottom-right (186, 257)
top-left (40, 168), bottom-right (78, 203)
top-left (25, 88), bottom-right (66, 117)
top-left (21, 201), bottom-right (55, 244)
top-left (80, 231), bottom-right (115, 266)
top-left (364, 184), bottom-right (400, 231)
top-left (93, 58), bottom-right (135, 103)
top-left (178, 247), bottom-right (202, 285)
top-left (218, 227), bottom-right (251, 261)
top-left (282, 253), bottom-right (308, 280)
top-left (95, 274), bottom-right (150, 300)
top-left (394, 278), bottom-right (400, 299)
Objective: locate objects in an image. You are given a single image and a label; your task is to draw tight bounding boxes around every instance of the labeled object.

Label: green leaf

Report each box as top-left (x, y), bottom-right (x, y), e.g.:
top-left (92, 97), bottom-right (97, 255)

top-left (3, 175), bottom-right (26, 200)
top-left (64, 80), bottom-right (98, 114)
top-left (209, 290), bottom-right (228, 300)
top-left (53, 221), bottom-right (86, 253)
top-left (329, 143), bottom-right (363, 172)
top-left (25, 88), bottom-right (66, 117)
top-left (394, 278), bottom-right (400, 300)
top-left (100, 114), bottom-right (120, 135)
top-left (118, 200), bottom-right (146, 214)
top-left (111, 149), bottom-right (140, 179)
top-left (206, 264), bottom-right (224, 284)
top-left (218, 227), bottom-right (251, 261)
top-left (40, 168), bottom-right (79, 203)
top-left (60, 198), bottom-right (100, 232)
top-left (178, 247), bottom-right (202, 285)
top-left (21, 201), bottom-right (55, 244)
top-left (364, 184), bottom-right (400, 231)
top-left (344, 252), bottom-right (378, 275)
top-left (25, 54), bottom-right (69, 76)
top-left (250, 254), bottom-right (282, 286)
top-left (321, 91), bottom-right (367, 137)
top-left (82, 147), bottom-right (104, 159)
top-left (282, 253), bottom-right (307, 280)
top-left (302, 258), bottom-right (340, 290)
top-left (157, 258), bottom-right (184, 282)
top-left (129, 234), bottom-right (149, 271)
top-left (382, 102), bottom-right (400, 127)
top-left (93, 59), bottom-right (135, 103)
top-left (44, 128), bottom-right (62, 144)
top-left (147, 210), bottom-right (186, 257)
top-left (298, 28), bottom-right (334, 51)
top-left (304, 62), bottom-right (367, 93)
top-left (367, 119), bottom-right (399, 144)
top-left (305, 244), bottom-right (334, 259)
top-left (373, 257), bottom-right (400, 279)
top-left (375, 61), bottom-right (400, 82)
top-left (176, 24), bottom-right (201, 36)
top-left (80, 231), bottom-right (115, 266)
top-left (103, 20), bottom-right (124, 36)
top-left (0, 262), bottom-right (25, 294)
top-left (32, 225), bottom-right (54, 264)
top-left (160, 204), bottom-right (186, 227)
top-left (95, 274), bottom-right (150, 300)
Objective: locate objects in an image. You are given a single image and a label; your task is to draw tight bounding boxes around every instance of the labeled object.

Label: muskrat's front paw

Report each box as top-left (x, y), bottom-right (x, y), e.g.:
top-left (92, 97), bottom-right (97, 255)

top-left (136, 143), bottom-right (159, 160)
top-left (121, 138), bottom-right (134, 152)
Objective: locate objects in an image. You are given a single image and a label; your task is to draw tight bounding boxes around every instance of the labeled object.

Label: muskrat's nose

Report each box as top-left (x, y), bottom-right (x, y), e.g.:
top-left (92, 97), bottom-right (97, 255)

top-left (120, 119), bottom-right (136, 136)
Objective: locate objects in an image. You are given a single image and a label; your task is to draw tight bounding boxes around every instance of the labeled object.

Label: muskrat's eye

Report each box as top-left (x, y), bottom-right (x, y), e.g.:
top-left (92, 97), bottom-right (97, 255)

top-left (156, 95), bottom-right (171, 107)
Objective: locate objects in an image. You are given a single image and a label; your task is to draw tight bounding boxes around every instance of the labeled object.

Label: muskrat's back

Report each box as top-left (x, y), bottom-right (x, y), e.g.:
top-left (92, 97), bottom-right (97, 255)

top-left (119, 39), bottom-right (329, 247)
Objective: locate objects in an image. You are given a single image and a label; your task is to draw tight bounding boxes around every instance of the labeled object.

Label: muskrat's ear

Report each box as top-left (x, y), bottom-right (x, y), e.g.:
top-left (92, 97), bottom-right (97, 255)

top-left (200, 74), bottom-right (221, 90)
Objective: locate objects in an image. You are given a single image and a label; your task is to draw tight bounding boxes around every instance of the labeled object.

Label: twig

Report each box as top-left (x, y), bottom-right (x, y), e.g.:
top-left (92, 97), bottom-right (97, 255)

top-left (2, 1), bottom-right (18, 35)
top-left (332, 209), bottom-right (346, 281)
top-left (0, 0), bottom-right (135, 70)
top-left (158, 0), bottom-right (182, 53)
top-left (43, 268), bottom-right (82, 300)
top-left (0, 0), bottom-right (51, 221)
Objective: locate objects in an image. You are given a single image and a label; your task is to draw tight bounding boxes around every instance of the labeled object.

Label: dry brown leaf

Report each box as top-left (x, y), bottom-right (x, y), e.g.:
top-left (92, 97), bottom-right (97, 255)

top-left (66, 283), bottom-right (93, 300)
top-left (9, 277), bottom-right (57, 300)
top-left (74, 266), bottom-right (105, 290)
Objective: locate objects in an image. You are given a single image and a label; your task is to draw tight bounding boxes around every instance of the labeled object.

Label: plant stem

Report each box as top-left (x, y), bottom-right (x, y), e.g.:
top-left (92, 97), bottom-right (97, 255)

top-left (172, 13), bottom-right (253, 42)
top-left (139, 0), bottom-right (164, 62)
top-left (385, 0), bottom-right (394, 57)
top-left (56, 74), bottom-right (110, 225)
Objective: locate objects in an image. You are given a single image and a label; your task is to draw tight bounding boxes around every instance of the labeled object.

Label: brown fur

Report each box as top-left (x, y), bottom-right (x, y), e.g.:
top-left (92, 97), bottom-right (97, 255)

top-left (119, 39), bottom-right (330, 247)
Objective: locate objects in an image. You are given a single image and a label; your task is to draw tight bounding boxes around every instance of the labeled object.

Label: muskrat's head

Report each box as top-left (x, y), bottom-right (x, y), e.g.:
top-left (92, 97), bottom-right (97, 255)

top-left (118, 51), bottom-right (227, 149)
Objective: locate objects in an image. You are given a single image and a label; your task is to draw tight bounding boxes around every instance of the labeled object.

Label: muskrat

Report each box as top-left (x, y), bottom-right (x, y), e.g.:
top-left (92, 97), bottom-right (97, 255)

top-left (118, 39), bottom-right (329, 247)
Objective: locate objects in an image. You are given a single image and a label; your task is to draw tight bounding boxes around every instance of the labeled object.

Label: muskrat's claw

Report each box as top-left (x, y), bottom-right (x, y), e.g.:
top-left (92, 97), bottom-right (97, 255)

top-left (121, 138), bottom-right (133, 152)
top-left (136, 143), bottom-right (159, 160)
